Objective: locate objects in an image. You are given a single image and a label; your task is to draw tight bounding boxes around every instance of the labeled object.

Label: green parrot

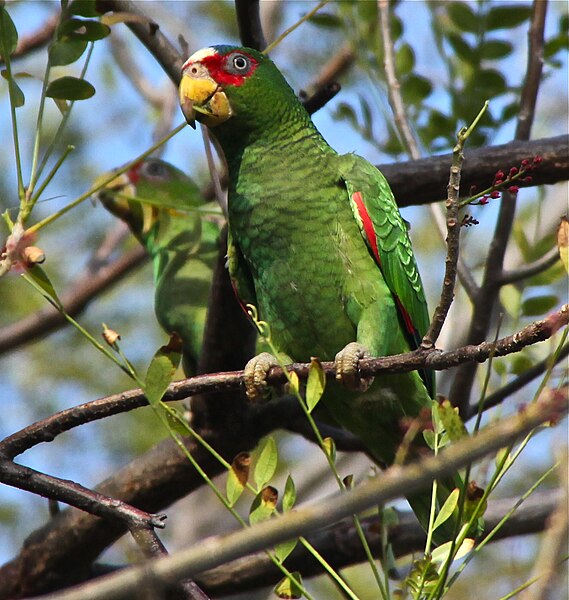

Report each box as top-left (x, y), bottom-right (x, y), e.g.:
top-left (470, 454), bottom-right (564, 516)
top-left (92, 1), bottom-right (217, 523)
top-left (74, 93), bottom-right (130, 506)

top-left (178, 45), bottom-right (473, 540)
top-left (96, 158), bottom-right (222, 375)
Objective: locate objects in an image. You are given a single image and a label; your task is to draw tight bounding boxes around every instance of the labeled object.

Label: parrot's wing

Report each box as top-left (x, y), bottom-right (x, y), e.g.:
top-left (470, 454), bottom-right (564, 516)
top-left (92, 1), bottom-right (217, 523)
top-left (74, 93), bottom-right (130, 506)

top-left (227, 227), bottom-right (258, 314)
top-left (338, 153), bottom-right (434, 395)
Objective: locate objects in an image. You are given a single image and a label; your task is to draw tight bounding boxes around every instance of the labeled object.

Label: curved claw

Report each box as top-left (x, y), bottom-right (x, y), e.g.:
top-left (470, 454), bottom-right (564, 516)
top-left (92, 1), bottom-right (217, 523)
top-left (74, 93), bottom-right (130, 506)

top-left (335, 342), bottom-right (374, 392)
top-left (243, 352), bottom-right (279, 402)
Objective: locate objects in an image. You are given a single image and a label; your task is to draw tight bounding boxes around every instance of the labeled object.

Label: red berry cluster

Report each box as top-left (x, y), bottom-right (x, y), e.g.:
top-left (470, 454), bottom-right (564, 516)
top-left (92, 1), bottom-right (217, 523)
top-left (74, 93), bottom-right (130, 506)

top-left (467, 154), bottom-right (542, 207)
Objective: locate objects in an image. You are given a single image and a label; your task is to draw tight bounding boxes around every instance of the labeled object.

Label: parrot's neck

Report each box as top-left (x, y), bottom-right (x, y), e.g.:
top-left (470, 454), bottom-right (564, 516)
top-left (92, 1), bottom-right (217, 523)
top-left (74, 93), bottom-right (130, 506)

top-left (212, 110), bottom-right (335, 187)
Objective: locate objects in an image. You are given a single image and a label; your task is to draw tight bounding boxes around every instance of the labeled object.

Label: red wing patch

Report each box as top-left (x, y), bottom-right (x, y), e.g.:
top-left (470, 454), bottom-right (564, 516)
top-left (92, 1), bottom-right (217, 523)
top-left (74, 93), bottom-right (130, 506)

top-left (352, 191), bottom-right (381, 265)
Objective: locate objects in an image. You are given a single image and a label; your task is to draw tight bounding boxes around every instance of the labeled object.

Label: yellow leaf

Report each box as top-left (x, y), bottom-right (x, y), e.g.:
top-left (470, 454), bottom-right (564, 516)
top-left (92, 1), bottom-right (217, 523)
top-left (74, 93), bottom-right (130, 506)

top-left (557, 216), bottom-right (569, 274)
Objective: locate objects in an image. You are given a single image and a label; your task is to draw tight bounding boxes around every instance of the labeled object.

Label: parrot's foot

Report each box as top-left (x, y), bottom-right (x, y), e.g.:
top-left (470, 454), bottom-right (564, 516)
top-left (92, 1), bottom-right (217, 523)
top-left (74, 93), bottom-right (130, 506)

top-left (244, 352), bottom-right (279, 402)
top-left (335, 342), bottom-right (374, 392)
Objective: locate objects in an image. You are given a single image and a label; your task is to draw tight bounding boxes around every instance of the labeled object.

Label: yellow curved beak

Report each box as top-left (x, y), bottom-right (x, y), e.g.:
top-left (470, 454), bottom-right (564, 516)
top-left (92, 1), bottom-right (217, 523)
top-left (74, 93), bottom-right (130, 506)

top-left (179, 74), bottom-right (232, 127)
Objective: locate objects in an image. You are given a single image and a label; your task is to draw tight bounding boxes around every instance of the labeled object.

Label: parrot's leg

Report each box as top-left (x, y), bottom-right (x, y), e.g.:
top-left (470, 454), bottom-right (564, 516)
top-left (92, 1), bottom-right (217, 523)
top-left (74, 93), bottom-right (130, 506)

top-left (334, 342), bottom-right (374, 392)
top-left (243, 352), bottom-right (280, 402)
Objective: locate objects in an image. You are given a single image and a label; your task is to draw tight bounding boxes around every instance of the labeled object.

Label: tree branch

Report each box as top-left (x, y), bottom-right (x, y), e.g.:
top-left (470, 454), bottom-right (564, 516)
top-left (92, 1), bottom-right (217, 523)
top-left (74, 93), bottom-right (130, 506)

top-left (194, 489), bottom-right (562, 595)
top-left (465, 342), bottom-right (569, 420)
top-left (34, 391), bottom-right (569, 600)
top-left (234, 0), bottom-right (266, 51)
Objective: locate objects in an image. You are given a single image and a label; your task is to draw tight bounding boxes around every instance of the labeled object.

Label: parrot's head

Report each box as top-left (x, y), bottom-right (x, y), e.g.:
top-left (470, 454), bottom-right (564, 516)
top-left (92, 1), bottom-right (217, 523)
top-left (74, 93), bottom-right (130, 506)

top-left (96, 158), bottom-right (203, 236)
top-left (179, 45), bottom-right (309, 136)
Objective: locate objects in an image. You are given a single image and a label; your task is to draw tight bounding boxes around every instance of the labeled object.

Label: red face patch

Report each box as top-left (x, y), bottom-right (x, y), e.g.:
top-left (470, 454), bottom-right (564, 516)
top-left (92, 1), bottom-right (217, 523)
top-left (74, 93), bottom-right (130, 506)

top-left (127, 161), bottom-right (143, 185)
top-left (200, 50), bottom-right (258, 86)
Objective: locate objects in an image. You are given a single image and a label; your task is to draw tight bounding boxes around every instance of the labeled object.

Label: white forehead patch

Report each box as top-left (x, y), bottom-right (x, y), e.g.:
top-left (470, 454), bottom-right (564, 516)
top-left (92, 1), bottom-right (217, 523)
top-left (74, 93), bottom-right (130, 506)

top-left (182, 47), bottom-right (217, 69)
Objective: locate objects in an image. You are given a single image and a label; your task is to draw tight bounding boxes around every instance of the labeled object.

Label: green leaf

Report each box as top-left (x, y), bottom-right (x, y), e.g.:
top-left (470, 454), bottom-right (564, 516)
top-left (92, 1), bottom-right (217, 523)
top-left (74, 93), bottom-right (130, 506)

top-left (253, 436), bottom-right (278, 490)
top-left (274, 572), bottom-right (303, 599)
top-left (288, 370), bottom-right (299, 395)
top-left (500, 284), bottom-right (522, 318)
top-left (322, 437), bottom-right (336, 463)
top-left (396, 43), bottom-right (415, 75)
top-left (423, 429), bottom-right (436, 449)
top-left (282, 475), bottom-right (296, 512)
top-left (46, 76), bottom-right (95, 100)
top-left (521, 295), bottom-right (559, 316)
top-left (308, 12), bottom-right (342, 28)
top-left (1, 70), bottom-right (24, 107)
top-left (431, 536), bottom-right (475, 567)
top-left (144, 335), bottom-right (182, 407)
top-left (401, 74), bottom-right (432, 105)
top-left (306, 357), bottom-right (325, 412)
top-left (58, 18), bottom-right (110, 42)
top-left (24, 266), bottom-right (63, 308)
top-left (69, 0), bottom-right (101, 17)
top-left (480, 39), bottom-right (513, 59)
top-left (511, 354), bottom-right (534, 375)
top-left (432, 487), bottom-right (459, 532)
top-left (447, 32), bottom-right (473, 62)
top-left (226, 452), bottom-right (250, 506)
top-left (477, 69), bottom-right (507, 96)
top-left (249, 486), bottom-right (277, 525)
top-left (161, 403), bottom-right (191, 435)
top-left (49, 39), bottom-right (88, 66)
top-left (447, 2), bottom-right (478, 33)
top-left (0, 6), bottom-right (18, 56)
top-left (274, 538), bottom-right (298, 563)
top-left (486, 5), bottom-right (532, 30)
top-left (436, 400), bottom-right (468, 441)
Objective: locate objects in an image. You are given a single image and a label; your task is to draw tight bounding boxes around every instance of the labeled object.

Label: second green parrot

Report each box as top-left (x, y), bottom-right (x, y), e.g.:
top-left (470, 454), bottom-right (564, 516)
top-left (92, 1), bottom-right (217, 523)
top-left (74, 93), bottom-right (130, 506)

top-left (96, 158), bottom-right (222, 375)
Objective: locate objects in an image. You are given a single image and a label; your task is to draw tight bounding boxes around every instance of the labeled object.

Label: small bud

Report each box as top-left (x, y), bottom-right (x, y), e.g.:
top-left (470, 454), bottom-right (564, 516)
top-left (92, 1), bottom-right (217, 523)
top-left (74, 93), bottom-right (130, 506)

top-left (494, 179), bottom-right (503, 186)
top-left (102, 326), bottom-right (121, 346)
top-left (523, 176), bottom-right (533, 183)
top-left (508, 167), bottom-right (518, 177)
top-left (520, 158), bottom-right (530, 169)
top-left (479, 196), bottom-right (489, 205)
top-left (494, 170), bottom-right (505, 181)
top-left (22, 246), bottom-right (45, 266)
top-left (533, 154), bottom-right (543, 165)
top-left (507, 185), bottom-right (519, 194)
top-left (490, 190), bottom-right (500, 199)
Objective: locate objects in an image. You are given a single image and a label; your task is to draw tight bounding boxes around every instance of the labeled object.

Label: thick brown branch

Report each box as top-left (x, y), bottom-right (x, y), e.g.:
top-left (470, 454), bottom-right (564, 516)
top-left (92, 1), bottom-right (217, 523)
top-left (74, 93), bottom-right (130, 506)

top-left (385, 135), bottom-right (568, 207)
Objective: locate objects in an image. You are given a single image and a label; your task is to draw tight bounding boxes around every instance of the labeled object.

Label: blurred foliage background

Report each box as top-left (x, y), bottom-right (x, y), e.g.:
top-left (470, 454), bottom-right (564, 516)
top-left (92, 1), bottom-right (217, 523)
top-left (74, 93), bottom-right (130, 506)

top-left (0, 1), bottom-right (567, 598)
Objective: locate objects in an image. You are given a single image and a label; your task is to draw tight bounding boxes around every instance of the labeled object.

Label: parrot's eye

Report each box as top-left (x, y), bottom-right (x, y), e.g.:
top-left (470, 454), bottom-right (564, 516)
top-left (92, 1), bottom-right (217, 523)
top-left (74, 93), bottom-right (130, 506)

top-left (142, 160), bottom-right (167, 179)
top-left (228, 53), bottom-right (250, 73)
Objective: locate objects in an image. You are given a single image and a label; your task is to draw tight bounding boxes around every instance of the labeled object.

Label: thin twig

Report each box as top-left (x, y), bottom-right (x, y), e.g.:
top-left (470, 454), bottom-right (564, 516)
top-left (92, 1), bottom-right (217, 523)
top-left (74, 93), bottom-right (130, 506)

top-left (499, 246), bottom-right (560, 283)
top-left (451, 0), bottom-right (549, 416)
top-left (465, 342), bottom-right (569, 420)
top-left (377, 0), bottom-right (421, 160)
